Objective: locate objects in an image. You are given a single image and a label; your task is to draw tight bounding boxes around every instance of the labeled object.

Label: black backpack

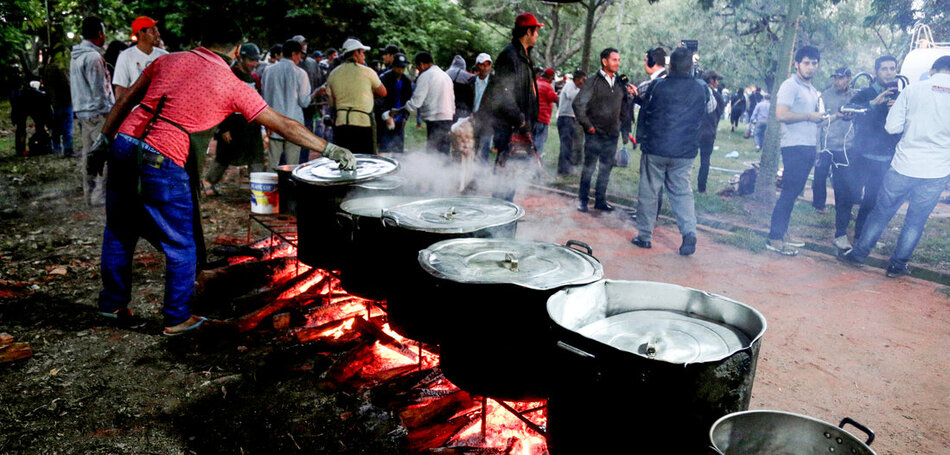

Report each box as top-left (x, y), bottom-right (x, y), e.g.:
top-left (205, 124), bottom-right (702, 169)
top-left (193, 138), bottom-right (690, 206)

top-left (28, 130), bottom-right (52, 156)
top-left (737, 167), bottom-right (757, 195)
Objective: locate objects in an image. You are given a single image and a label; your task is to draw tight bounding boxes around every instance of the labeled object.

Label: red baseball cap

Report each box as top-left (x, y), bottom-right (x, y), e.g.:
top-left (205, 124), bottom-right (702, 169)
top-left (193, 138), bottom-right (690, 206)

top-left (515, 13), bottom-right (545, 28)
top-left (131, 16), bottom-right (158, 39)
top-left (543, 68), bottom-right (555, 78)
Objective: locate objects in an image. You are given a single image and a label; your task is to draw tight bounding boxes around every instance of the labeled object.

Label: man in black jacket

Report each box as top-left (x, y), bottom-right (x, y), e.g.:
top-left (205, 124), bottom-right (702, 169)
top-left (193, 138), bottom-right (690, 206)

top-left (573, 47), bottom-right (631, 212)
top-left (478, 12), bottom-right (543, 201)
top-left (697, 70), bottom-right (725, 193)
top-left (376, 53), bottom-right (413, 153)
top-left (848, 55), bottom-right (902, 240)
top-left (631, 47), bottom-right (715, 255)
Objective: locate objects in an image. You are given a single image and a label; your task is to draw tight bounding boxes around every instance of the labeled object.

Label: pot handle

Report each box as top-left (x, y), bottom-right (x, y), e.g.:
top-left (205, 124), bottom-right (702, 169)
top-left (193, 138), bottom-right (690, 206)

top-left (380, 212), bottom-right (399, 228)
top-left (565, 240), bottom-right (593, 256)
top-left (839, 417), bottom-right (875, 446)
top-left (708, 446), bottom-right (725, 455)
top-left (556, 341), bottom-right (596, 359)
top-left (336, 212), bottom-right (355, 241)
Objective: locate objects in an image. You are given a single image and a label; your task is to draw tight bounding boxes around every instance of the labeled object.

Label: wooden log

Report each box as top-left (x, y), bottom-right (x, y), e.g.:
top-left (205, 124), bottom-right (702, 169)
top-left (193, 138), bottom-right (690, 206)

top-left (321, 339), bottom-right (378, 389)
top-left (425, 447), bottom-right (507, 454)
top-left (292, 317), bottom-right (359, 344)
top-left (195, 256), bottom-right (295, 299)
top-left (406, 412), bottom-right (480, 454)
top-left (370, 367), bottom-right (439, 409)
top-left (0, 342), bottom-right (33, 363)
top-left (400, 390), bottom-right (477, 430)
top-left (0, 333), bottom-right (13, 347)
top-left (228, 268), bottom-right (323, 319)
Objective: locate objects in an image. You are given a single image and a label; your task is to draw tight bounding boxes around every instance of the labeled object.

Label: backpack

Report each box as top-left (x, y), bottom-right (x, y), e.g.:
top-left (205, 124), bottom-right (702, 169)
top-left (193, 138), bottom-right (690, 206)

top-left (28, 130), bottom-right (52, 156)
top-left (737, 167), bottom-right (757, 195)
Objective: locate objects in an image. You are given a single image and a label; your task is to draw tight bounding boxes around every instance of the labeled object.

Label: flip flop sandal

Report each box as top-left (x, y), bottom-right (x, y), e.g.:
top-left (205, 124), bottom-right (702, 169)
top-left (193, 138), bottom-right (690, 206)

top-left (201, 183), bottom-right (220, 197)
top-left (100, 307), bottom-right (134, 321)
top-left (163, 316), bottom-right (208, 337)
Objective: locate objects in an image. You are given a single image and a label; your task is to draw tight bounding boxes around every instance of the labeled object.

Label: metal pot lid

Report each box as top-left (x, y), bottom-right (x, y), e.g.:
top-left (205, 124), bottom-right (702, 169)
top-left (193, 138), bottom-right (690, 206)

top-left (354, 174), bottom-right (405, 190)
top-left (340, 196), bottom-right (426, 218)
top-left (382, 197), bottom-right (524, 234)
top-left (291, 154), bottom-right (398, 186)
top-left (418, 238), bottom-right (603, 290)
top-left (576, 310), bottom-right (751, 364)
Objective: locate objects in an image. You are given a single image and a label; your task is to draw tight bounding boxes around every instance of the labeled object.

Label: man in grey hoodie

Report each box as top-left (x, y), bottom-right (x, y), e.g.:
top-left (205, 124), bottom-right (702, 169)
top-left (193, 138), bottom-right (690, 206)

top-left (446, 55), bottom-right (475, 120)
top-left (70, 16), bottom-right (115, 206)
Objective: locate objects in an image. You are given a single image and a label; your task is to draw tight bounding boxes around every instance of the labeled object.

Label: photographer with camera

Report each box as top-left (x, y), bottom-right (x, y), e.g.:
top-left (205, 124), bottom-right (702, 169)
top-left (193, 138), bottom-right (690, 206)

top-left (817, 67), bottom-right (859, 251)
top-left (847, 56), bottom-right (903, 242)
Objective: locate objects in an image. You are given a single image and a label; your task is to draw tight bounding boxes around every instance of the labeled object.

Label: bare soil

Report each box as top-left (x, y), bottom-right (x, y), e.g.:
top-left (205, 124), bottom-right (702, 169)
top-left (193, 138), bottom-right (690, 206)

top-left (1, 146), bottom-right (948, 454)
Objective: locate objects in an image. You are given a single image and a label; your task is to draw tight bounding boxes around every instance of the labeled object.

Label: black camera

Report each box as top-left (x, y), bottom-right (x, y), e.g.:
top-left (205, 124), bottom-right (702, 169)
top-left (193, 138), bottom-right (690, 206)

top-left (681, 39), bottom-right (698, 53)
top-left (883, 81), bottom-right (900, 99)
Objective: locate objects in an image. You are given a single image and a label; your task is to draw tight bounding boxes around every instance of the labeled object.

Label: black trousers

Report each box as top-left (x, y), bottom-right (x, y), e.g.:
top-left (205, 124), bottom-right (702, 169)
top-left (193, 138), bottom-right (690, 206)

top-left (697, 138), bottom-right (715, 193)
top-left (426, 120), bottom-right (453, 155)
top-left (334, 125), bottom-right (375, 155)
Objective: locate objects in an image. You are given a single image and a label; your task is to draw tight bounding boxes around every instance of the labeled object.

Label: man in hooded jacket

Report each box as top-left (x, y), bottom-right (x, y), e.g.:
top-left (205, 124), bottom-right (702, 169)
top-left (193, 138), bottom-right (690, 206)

top-left (446, 55), bottom-right (475, 120)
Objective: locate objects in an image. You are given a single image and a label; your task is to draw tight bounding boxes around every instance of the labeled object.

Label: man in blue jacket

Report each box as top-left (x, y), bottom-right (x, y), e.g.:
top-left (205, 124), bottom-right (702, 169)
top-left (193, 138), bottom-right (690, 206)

top-left (630, 47), bottom-right (715, 255)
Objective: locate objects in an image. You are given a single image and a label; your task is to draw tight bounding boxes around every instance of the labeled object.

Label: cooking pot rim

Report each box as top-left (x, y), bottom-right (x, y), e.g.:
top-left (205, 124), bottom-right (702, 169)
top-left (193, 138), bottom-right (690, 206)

top-left (709, 410), bottom-right (877, 454)
top-left (381, 196), bottom-right (525, 234)
top-left (547, 279), bottom-right (767, 365)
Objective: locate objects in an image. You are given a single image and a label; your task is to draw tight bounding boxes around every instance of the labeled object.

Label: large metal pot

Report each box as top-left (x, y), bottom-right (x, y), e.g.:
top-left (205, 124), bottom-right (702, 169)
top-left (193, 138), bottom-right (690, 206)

top-left (275, 165), bottom-right (297, 216)
top-left (291, 155), bottom-right (399, 270)
top-left (379, 197), bottom-right (525, 344)
top-left (545, 280), bottom-right (767, 454)
top-left (710, 410), bottom-right (876, 455)
top-left (416, 238), bottom-right (604, 400)
top-left (337, 195), bottom-right (426, 300)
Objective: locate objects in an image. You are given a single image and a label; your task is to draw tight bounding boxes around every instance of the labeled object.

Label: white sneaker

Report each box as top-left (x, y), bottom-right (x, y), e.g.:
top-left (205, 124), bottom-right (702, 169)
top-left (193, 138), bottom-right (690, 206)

top-left (783, 234), bottom-right (805, 248)
top-left (833, 235), bottom-right (851, 251)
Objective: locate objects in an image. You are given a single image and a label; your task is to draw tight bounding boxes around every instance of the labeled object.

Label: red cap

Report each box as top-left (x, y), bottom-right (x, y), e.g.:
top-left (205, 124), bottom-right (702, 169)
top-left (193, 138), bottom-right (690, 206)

top-left (131, 16), bottom-right (158, 39)
top-left (515, 13), bottom-right (545, 28)
top-left (542, 68), bottom-right (555, 78)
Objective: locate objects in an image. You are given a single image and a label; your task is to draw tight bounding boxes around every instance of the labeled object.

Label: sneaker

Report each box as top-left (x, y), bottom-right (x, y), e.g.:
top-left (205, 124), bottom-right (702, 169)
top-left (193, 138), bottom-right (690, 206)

top-left (593, 202), bottom-right (615, 211)
top-left (783, 234), bottom-right (805, 248)
top-left (631, 237), bottom-right (652, 249)
top-left (885, 264), bottom-right (910, 278)
top-left (679, 233), bottom-right (697, 256)
top-left (837, 249), bottom-right (864, 267)
top-left (766, 240), bottom-right (798, 256)
top-left (833, 235), bottom-right (852, 251)
top-left (577, 202), bottom-right (589, 213)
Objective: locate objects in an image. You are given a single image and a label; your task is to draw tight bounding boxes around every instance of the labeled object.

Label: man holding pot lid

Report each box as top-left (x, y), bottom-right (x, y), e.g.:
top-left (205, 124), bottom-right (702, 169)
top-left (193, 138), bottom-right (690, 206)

top-left (87, 19), bottom-right (355, 337)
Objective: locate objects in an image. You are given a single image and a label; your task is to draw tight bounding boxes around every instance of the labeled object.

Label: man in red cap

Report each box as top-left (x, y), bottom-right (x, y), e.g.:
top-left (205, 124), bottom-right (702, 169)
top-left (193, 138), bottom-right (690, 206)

top-left (112, 16), bottom-right (166, 100)
top-left (477, 12), bottom-right (543, 201)
top-left (534, 67), bottom-right (558, 157)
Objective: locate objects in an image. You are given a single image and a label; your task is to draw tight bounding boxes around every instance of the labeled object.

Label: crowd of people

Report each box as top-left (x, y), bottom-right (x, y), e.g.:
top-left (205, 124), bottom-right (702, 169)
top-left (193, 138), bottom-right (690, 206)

top-left (9, 11), bottom-right (949, 335)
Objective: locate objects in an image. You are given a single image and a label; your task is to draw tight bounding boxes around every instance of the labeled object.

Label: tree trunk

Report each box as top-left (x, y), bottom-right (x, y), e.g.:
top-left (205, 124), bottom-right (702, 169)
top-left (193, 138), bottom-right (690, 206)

top-left (753, 0), bottom-right (802, 205)
top-left (580, 0), bottom-right (598, 72)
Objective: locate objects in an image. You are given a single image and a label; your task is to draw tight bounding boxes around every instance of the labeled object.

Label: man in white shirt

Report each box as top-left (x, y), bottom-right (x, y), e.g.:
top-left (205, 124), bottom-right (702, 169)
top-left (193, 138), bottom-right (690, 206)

top-left (262, 39), bottom-right (312, 169)
top-left (393, 51), bottom-right (454, 154)
top-left (842, 56), bottom-right (950, 277)
top-left (556, 70), bottom-right (586, 175)
top-left (111, 16), bottom-right (167, 100)
top-left (472, 52), bottom-right (493, 162)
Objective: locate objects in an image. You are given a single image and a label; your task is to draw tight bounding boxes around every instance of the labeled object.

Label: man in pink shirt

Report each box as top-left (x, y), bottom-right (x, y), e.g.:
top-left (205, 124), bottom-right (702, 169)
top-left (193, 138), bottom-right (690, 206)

top-left (89, 20), bottom-right (355, 336)
top-left (533, 67), bottom-right (558, 157)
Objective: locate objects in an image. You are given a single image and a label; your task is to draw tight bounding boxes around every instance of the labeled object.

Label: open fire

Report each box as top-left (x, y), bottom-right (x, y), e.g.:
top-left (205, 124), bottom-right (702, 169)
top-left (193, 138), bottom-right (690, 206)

top-left (203, 237), bottom-right (548, 454)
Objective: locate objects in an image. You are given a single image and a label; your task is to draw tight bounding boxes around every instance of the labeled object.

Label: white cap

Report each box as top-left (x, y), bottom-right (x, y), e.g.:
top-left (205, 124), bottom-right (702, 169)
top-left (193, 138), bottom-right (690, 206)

top-left (475, 53), bottom-right (492, 65)
top-left (291, 35), bottom-right (305, 43)
top-left (341, 38), bottom-right (371, 55)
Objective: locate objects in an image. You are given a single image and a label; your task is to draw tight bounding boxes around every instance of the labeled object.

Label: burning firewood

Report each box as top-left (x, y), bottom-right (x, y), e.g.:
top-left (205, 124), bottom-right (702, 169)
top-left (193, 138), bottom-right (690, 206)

top-left (195, 256), bottom-right (296, 299)
top-left (321, 339), bottom-right (378, 389)
top-left (425, 447), bottom-right (508, 454)
top-left (400, 390), bottom-right (477, 430)
top-left (406, 411), bottom-right (480, 453)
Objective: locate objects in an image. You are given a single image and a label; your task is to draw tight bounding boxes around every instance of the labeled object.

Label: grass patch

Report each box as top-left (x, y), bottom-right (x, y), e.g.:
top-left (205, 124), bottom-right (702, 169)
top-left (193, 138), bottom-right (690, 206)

top-left (710, 227), bottom-right (766, 253)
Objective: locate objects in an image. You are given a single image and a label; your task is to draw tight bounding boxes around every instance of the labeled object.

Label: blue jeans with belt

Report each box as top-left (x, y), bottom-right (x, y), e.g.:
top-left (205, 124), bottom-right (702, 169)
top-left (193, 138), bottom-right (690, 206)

top-left (847, 169), bottom-right (949, 269)
top-left (98, 133), bottom-right (196, 326)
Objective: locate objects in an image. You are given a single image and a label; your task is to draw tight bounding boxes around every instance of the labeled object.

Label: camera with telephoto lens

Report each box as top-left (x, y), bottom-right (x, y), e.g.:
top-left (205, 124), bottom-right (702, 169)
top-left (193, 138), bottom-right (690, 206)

top-left (882, 81), bottom-right (900, 100)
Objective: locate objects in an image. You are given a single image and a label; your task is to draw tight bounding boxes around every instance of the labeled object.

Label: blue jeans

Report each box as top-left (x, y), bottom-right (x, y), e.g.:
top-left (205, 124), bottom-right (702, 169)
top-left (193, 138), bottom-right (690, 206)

top-left (51, 106), bottom-right (74, 154)
top-left (477, 134), bottom-right (493, 163)
top-left (636, 153), bottom-right (697, 241)
top-left (697, 138), bottom-right (714, 193)
top-left (753, 122), bottom-right (767, 150)
top-left (578, 133), bottom-right (617, 205)
top-left (769, 146), bottom-right (816, 240)
top-left (854, 156), bottom-right (891, 239)
top-left (848, 169), bottom-right (949, 269)
top-left (532, 122), bottom-right (549, 157)
top-left (556, 116), bottom-right (575, 174)
top-left (99, 134), bottom-right (197, 326)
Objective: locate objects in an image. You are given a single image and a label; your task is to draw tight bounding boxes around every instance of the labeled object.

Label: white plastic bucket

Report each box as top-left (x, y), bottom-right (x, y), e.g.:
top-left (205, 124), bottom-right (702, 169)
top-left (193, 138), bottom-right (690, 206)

top-left (250, 172), bottom-right (279, 214)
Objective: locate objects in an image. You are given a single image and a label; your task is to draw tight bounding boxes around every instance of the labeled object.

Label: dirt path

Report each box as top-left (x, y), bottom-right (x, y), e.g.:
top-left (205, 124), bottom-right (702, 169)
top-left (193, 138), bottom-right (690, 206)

top-left (516, 188), bottom-right (950, 455)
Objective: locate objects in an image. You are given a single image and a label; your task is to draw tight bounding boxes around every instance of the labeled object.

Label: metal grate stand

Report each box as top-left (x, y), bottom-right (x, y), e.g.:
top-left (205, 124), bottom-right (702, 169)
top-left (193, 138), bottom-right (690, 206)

top-left (478, 396), bottom-right (547, 439)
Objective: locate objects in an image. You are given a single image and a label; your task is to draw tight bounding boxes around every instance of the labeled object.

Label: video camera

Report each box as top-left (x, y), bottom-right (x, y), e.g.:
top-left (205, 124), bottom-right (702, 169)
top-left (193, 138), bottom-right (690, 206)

top-left (680, 39), bottom-right (704, 79)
